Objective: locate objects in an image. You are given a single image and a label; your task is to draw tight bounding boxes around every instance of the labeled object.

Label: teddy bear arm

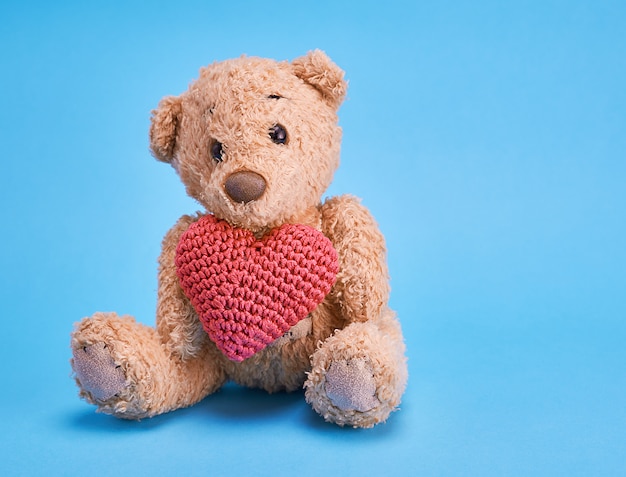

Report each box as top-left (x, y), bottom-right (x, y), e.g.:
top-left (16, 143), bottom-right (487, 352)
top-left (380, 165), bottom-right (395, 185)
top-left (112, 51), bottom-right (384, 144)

top-left (320, 195), bottom-right (390, 324)
top-left (156, 214), bottom-right (208, 358)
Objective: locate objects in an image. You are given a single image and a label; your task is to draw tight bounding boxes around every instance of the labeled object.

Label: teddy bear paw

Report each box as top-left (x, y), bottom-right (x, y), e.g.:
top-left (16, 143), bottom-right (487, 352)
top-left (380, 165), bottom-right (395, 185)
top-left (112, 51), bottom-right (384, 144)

top-left (324, 358), bottom-right (380, 412)
top-left (72, 342), bottom-right (127, 402)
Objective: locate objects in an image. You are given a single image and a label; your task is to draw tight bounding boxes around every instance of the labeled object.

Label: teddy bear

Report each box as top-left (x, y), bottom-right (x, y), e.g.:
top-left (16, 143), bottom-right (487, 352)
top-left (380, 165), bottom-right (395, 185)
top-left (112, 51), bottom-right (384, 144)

top-left (70, 50), bottom-right (408, 428)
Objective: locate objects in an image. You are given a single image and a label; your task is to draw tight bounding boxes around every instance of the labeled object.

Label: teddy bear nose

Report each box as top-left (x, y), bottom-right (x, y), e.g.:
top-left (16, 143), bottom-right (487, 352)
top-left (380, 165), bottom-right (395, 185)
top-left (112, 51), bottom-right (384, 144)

top-left (224, 170), bottom-right (267, 204)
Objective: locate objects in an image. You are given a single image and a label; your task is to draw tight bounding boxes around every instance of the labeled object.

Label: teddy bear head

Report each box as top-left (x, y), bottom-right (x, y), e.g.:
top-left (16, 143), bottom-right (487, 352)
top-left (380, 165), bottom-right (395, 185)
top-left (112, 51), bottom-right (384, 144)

top-left (149, 50), bottom-right (347, 232)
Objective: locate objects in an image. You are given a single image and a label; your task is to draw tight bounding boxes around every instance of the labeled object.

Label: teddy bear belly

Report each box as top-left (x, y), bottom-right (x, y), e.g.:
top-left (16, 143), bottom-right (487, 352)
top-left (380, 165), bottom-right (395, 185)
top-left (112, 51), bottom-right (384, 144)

top-left (219, 302), bottom-right (342, 393)
top-left (221, 333), bottom-right (317, 393)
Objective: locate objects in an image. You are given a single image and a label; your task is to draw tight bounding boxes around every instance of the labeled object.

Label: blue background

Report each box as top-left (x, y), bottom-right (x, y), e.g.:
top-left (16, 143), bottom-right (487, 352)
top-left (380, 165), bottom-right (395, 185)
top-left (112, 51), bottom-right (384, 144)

top-left (1, 1), bottom-right (625, 475)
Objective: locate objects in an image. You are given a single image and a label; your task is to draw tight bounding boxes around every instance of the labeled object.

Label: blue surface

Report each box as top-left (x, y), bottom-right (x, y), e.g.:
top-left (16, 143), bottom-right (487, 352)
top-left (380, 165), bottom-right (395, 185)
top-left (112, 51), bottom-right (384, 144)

top-left (1, 1), bottom-right (625, 476)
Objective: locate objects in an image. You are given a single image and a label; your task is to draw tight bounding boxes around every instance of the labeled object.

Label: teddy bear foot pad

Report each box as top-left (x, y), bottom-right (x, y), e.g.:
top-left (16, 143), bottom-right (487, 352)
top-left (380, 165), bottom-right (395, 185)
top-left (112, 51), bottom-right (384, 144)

top-left (72, 342), bottom-right (126, 401)
top-left (325, 358), bottom-right (380, 412)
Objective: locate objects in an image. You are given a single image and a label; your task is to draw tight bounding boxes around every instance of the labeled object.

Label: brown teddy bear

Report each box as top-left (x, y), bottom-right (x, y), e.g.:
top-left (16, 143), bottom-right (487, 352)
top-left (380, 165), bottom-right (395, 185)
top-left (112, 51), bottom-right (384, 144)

top-left (70, 50), bottom-right (408, 428)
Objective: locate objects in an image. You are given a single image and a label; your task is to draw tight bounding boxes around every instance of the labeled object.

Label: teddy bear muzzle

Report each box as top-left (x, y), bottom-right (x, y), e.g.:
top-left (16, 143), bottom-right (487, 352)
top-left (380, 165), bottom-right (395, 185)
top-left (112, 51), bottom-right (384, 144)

top-left (224, 170), bottom-right (267, 204)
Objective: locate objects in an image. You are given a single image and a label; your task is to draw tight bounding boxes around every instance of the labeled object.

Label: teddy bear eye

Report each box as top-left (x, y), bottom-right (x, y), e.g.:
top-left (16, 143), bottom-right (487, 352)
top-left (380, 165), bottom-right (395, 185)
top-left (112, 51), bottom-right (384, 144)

top-left (210, 141), bottom-right (224, 162)
top-left (269, 124), bottom-right (287, 145)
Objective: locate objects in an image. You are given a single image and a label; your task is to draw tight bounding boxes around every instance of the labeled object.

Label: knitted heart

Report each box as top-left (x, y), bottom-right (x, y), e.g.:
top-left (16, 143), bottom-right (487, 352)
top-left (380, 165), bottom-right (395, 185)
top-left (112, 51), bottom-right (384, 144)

top-left (175, 215), bottom-right (339, 362)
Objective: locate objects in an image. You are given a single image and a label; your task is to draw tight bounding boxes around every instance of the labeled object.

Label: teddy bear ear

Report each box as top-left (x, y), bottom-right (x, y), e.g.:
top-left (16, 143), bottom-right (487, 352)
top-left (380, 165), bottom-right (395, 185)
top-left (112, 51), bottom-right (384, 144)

top-left (291, 50), bottom-right (347, 109)
top-left (149, 95), bottom-right (182, 163)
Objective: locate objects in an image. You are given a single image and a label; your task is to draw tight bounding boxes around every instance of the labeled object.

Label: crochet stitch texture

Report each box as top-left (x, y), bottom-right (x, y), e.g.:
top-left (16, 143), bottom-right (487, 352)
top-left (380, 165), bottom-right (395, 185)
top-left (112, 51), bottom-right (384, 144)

top-left (175, 215), bottom-right (339, 361)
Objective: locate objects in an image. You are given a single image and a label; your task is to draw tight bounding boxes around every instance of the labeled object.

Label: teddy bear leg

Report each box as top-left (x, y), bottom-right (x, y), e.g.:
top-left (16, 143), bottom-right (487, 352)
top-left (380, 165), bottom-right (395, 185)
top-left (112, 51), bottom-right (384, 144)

top-left (305, 309), bottom-right (407, 428)
top-left (71, 312), bottom-right (226, 419)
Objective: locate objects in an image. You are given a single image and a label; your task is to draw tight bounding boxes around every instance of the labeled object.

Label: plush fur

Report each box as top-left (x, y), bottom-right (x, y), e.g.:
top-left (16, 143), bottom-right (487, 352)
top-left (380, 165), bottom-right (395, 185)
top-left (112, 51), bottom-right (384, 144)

top-left (71, 50), bottom-right (408, 428)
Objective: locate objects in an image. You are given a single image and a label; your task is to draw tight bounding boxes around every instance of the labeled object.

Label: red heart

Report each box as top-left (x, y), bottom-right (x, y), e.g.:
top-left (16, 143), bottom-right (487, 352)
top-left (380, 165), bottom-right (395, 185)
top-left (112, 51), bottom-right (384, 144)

top-left (175, 215), bottom-right (339, 362)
